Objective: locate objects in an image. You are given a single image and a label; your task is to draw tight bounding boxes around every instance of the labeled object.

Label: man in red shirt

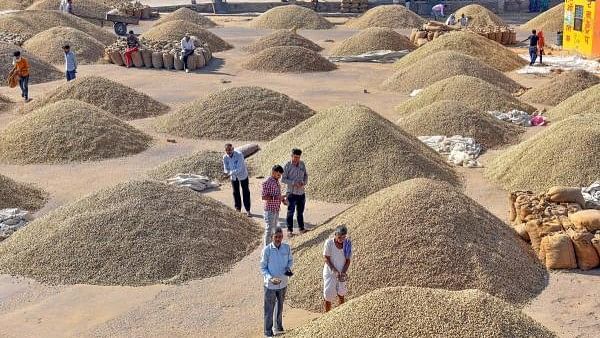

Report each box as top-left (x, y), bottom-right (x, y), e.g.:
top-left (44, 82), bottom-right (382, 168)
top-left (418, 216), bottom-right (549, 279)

top-left (261, 165), bottom-right (287, 246)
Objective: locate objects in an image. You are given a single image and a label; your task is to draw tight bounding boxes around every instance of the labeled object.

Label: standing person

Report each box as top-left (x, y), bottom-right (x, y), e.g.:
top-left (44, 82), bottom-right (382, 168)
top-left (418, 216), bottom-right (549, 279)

top-left (260, 226), bottom-right (293, 338)
top-left (63, 45), bottom-right (77, 81)
top-left (180, 33), bottom-right (195, 73)
top-left (59, 0), bottom-right (67, 12)
top-left (459, 13), bottom-right (469, 28)
top-left (522, 29), bottom-right (539, 66)
top-left (431, 3), bottom-right (446, 21)
top-left (537, 30), bottom-right (545, 65)
top-left (11, 51), bottom-right (30, 102)
top-left (323, 225), bottom-right (352, 312)
top-left (223, 143), bottom-right (251, 216)
top-left (282, 148), bottom-right (308, 237)
top-left (262, 165), bottom-right (286, 246)
top-left (65, 0), bottom-right (73, 14)
top-left (123, 30), bottom-right (139, 68)
top-left (405, 0), bottom-right (411, 11)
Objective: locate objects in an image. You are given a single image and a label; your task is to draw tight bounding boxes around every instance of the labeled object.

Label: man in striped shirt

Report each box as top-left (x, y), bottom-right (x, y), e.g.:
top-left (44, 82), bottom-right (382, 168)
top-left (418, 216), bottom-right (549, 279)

top-left (261, 165), bottom-right (287, 246)
top-left (282, 148), bottom-right (308, 236)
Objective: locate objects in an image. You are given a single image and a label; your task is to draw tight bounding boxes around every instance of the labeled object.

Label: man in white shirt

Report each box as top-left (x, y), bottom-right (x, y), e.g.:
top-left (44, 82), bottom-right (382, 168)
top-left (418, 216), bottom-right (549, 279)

top-left (323, 225), bottom-right (352, 312)
top-left (180, 33), bottom-right (195, 73)
top-left (223, 143), bottom-right (251, 216)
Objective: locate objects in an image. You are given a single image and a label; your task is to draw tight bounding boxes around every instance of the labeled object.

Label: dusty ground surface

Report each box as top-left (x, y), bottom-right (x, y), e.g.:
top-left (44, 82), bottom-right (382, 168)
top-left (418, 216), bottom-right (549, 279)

top-left (0, 16), bottom-right (598, 338)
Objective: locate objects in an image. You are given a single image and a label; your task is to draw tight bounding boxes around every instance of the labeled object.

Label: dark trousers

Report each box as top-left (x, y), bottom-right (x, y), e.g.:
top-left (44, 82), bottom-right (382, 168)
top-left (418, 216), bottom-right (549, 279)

top-left (182, 49), bottom-right (194, 70)
top-left (538, 48), bottom-right (544, 64)
top-left (19, 75), bottom-right (29, 100)
top-left (286, 193), bottom-right (305, 231)
top-left (231, 178), bottom-right (250, 212)
top-left (529, 46), bottom-right (538, 65)
top-left (264, 287), bottom-right (286, 336)
top-left (66, 70), bottom-right (76, 81)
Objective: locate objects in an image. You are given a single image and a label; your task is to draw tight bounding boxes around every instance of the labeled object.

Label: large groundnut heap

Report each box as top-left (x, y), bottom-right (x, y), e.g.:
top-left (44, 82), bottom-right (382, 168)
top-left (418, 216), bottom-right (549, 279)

top-left (510, 187), bottom-right (600, 271)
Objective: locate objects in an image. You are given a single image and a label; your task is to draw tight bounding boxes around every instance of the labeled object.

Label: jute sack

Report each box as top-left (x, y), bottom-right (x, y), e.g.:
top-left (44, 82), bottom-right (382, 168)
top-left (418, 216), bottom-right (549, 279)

top-left (194, 52), bottom-right (206, 69)
top-left (514, 223), bottom-right (529, 241)
top-left (567, 229), bottom-right (600, 270)
top-left (592, 233), bottom-right (600, 257)
top-left (151, 52), bottom-right (163, 68)
top-left (162, 53), bottom-right (174, 69)
top-left (200, 47), bottom-right (212, 62)
top-left (569, 210), bottom-right (600, 232)
top-left (509, 193), bottom-right (517, 223)
top-left (526, 219), bottom-right (562, 254)
top-left (103, 50), bottom-right (112, 64)
top-left (184, 53), bottom-right (195, 70)
top-left (416, 38), bottom-right (428, 47)
top-left (173, 52), bottom-right (184, 70)
top-left (109, 50), bottom-right (124, 66)
top-left (131, 50), bottom-right (144, 67)
top-left (141, 49), bottom-right (153, 67)
top-left (409, 29), bottom-right (417, 43)
top-left (416, 31), bottom-right (427, 39)
top-left (547, 186), bottom-right (586, 207)
top-left (539, 232), bottom-right (577, 269)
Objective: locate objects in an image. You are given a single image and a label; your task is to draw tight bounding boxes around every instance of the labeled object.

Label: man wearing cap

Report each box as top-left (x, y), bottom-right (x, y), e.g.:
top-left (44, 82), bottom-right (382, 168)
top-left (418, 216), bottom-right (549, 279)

top-left (260, 226), bottom-right (293, 338)
top-left (261, 165), bottom-right (287, 246)
top-left (282, 148), bottom-right (309, 236)
top-left (323, 225), bottom-right (352, 312)
top-left (180, 33), bottom-right (196, 73)
top-left (223, 143), bottom-right (251, 216)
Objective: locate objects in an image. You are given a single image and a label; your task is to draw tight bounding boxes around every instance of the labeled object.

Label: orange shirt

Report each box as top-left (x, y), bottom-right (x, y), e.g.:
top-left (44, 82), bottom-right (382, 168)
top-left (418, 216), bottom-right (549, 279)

top-left (14, 57), bottom-right (29, 77)
top-left (537, 32), bottom-right (545, 50)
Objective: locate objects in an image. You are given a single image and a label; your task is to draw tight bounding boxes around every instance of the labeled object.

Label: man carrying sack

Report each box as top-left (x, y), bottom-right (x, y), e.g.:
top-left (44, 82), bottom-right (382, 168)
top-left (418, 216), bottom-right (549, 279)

top-left (9, 51), bottom-right (30, 102)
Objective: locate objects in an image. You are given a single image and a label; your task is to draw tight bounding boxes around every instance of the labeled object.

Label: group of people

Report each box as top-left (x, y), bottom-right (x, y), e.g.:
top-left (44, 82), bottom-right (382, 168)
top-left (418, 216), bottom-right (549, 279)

top-left (427, 4), bottom-right (468, 27)
top-left (9, 45), bottom-right (77, 102)
top-left (525, 29), bottom-right (545, 65)
top-left (124, 31), bottom-right (198, 72)
top-left (221, 144), bottom-right (353, 337)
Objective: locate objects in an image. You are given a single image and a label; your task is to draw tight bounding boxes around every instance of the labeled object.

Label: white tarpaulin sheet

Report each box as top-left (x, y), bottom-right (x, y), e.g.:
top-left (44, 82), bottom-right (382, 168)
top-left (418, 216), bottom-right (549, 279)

top-left (582, 181), bottom-right (600, 208)
top-left (167, 173), bottom-right (220, 192)
top-left (517, 55), bottom-right (600, 74)
top-left (0, 208), bottom-right (31, 241)
top-left (328, 50), bottom-right (411, 63)
top-left (419, 135), bottom-right (483, 168)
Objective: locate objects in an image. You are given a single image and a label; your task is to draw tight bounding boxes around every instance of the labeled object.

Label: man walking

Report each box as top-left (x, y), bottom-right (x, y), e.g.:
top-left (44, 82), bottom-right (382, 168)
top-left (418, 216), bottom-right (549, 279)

top-left (323, 225), bottom-right (352, 312)
top-left (63, 45), bottom-right (77, 81)
top-left (180, 33), bottom-right (195, 73)
top-left (223, 143), bottom-right (251, 216)
top-left (523, 30), bottom-right (539, 66)
top-left (262, 165), bottom-right (286, 246)
top-left (282, 148), bottom-right (308, 237)
top-left (260, 227), bottom-right (293, 338)
top-left (11, 51), bottom-right (30, 102)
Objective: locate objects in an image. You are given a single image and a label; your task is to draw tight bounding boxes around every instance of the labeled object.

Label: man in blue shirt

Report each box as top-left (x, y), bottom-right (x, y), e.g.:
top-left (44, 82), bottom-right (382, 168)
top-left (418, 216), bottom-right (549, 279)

top-left (63, 45), bottom-right (77, 82)
top-left (223, 143), bottom-right (251, 216)
top-left (260, 227), bottom-right (293, 338)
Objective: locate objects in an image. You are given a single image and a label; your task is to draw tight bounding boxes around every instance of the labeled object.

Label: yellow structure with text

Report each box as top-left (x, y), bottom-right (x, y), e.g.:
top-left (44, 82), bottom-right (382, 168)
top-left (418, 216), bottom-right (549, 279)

top-left (563, 0), bottom-right (600, 57)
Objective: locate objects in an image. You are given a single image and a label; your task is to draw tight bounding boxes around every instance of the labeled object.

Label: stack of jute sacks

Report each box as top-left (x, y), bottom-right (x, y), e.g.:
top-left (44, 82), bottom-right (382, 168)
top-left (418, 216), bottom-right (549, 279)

top-left (104, 37), bottom-right (212, 71)
top-left (409, 21), bottom-right (459, 47)
top-left (115, 1), bottom-right (156, 20)
top-left (468, 26), bottom-right (517, 45)
top-left (510, 186), bottom-right (600, 271)
top-left (340, 0), bottom-right (369, 13)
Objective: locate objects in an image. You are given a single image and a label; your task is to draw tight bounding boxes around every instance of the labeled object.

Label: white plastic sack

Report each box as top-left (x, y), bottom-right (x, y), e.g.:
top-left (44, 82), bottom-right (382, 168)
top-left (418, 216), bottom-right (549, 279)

top-left (0, 208), bottom-right (32, 241)
top-left (328, 50), bottom-right (411, 63)
top-left (167, 173), bottom-right (220, 192)
top-left (517, 55), bottom-right (600, 74)
top-left (582, 181), bottom-right (600, 209)
top-left (419, 135), bottom-right (483, 168)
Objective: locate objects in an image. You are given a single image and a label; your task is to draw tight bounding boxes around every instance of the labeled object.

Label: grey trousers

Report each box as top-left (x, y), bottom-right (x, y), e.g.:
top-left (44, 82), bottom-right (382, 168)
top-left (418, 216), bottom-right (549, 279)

top-left (264, 286), bottom-right (286, 336)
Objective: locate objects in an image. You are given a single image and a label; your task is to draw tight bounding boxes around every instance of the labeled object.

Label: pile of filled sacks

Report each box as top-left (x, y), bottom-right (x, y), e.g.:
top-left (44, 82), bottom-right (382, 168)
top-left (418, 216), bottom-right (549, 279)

top-left (510, 186), bottom-right (600, 270)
